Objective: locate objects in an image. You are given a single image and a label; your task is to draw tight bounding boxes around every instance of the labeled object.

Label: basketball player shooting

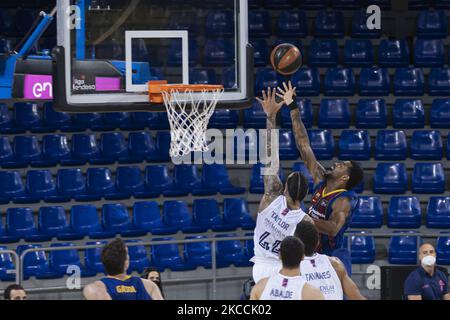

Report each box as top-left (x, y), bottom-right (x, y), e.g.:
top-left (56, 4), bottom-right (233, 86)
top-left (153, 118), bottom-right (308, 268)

top-left (277, 81), bottom-right (364, 258)
top-left (251, 87), bottom-right (313, 283)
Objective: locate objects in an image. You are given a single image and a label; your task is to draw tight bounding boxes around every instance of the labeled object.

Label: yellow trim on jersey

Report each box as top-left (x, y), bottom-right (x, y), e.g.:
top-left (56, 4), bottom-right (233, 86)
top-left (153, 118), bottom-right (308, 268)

top-left (107, 275), bottom-right (132, 281)
top-left (322, 188), bottom-right (347, 198)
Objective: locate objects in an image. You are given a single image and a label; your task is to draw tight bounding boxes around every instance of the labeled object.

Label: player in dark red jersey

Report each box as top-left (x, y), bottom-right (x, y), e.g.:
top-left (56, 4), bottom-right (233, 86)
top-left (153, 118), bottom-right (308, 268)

top-left (277, 82), bottom-right (364, 257)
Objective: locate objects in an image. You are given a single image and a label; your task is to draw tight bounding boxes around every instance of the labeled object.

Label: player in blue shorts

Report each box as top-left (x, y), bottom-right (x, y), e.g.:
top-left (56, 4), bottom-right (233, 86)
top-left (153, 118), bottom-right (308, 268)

top-left (277, 82), bottom-right (364, 257)
top-left (83, 238), bottom-right (163, 300)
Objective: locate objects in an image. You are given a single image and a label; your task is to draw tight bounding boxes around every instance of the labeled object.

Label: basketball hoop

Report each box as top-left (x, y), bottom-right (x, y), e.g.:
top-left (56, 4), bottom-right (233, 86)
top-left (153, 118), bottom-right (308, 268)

top-left (148, 82), bottom-right (224, 158)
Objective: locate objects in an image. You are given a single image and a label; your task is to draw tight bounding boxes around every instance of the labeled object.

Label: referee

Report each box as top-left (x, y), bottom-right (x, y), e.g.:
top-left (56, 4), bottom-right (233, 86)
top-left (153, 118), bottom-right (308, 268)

top-left (404, 243), bottom-right (450, 300)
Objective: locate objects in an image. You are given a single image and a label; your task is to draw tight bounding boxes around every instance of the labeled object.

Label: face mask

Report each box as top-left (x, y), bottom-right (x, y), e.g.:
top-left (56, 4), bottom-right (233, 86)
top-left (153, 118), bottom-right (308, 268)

top-left (421, 255), bottom-right (436, 267)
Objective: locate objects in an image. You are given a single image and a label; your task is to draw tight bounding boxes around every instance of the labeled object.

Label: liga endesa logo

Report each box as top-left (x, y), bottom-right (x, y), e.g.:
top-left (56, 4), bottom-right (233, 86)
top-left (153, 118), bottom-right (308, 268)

top-left (23, 74), bottom-right (53, 99)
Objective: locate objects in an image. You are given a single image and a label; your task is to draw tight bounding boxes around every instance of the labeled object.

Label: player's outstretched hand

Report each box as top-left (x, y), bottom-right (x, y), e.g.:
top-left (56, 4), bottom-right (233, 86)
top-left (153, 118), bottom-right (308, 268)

top-left (256, 87), bottom-right (283, 118)
top-left (276, 81), bottom-right (297, 106)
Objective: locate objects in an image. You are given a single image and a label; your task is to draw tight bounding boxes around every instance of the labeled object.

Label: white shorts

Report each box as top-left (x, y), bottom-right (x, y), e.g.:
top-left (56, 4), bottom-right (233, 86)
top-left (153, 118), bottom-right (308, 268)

top-left (252, 260), bottom-right (282, 283)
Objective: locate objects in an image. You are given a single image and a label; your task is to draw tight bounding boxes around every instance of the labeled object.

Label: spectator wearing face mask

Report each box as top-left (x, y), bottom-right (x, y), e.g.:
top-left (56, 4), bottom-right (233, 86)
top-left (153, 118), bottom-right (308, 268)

top-left (142, 268), bottom-right (165, 299)
top-left (404, 243), bottom-right (450, 300)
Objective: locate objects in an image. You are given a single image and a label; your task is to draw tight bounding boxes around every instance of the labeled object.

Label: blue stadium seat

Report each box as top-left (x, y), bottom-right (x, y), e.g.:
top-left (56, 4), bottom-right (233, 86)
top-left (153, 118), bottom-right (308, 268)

top-left (389, 233), bottom-right (419, 265)
top-left (167, 39), bottom-right (198, 66)
top-left (373, 163), bottom-right (408, 194)
top-left (429, 68), bottom-right (450, 96)
top-left (338, 130), bottom-right (371, 160)
top-left (130, 112), bottom-right (151, 130)
top-left (209, 109), bottom-right (239, 129)
top-left (431, 99), bottom-right (450, 128)
top-left (277, 11), bottom-right (307, 38)
top-left (38, 206), bottom-right (71, 239)
top-left (344, 40), bottom-right (374, 67)
top-left (375, 130), bottom-right (408, 160)
top-left (349, 235), bottom-right (376, 264)
top-left (204, 39), bottom-right (234, 66)
top-left (102, 112), bottom-right (133, 130)
top-left (222, 66), bottom-right (237, 89)
top-left (152, 237), bottom-right (192, 272)
top-left (86, 167), bottom-right (127, 200)
top-left (42, 135), bottom-right (71, 166)
top-left (0, 245), bottom-right (14, 281)
top-left (70, 134), bottom-right (101, 165)
top-left (84, 241), bottom-right (107, 274)
top-left (248, 10), bottom-right (271, 38)
top-left (206, 10), bottom-right (234, 38)
top-left (412, 163), bottom-right (445, 194)
top-left (102, 203), bottom-right (144, 237)
top-left (308, 39), bottom-right (338, 67)
top-left (70, 204), bottom-right (115, 239)
top-left (351, 10), bottom-right (382, 38)
top-left (19, 170), bottom-right (57, 203)
top-left (99, 132), bottom-right (129, 163)
top-left (359, 67), bottom-right (390, 96)
top-left (0, 103), bottom-right (15, 134)
top-left (290, 68), bottom-right (321, 96)
top-left (163, 200), bottom-right (206, 233)
top-left (393, 99), bottom-right (425, 128)
top-left (315, 10), bottom-right (344, 37)
top-left (55, 169), bottom-right (86, 202)
top-left (200, 164), bottom-right (245, 195)
top-left (190, 68), bottom-right (217, 85)
top-left (244, 100), bottom-right (266, 128)
top-left (128, 132), bottom-right (158, 162)
top-left (155, 132), bottom-right (171, 162)
top-left (387, 196), bottom-right (422, 228)
top-left (144, 165), bottom-right (174, 196)
top-left (394, 68), bottom-right (424, 96)
top-left (414, 39), bottom-right (445, 67)
top-left (279, 129), bottom-right (300, 160)
top-left (292, 162), bottom-right (314, 192)
top-left (308, 129), bottom-right (335, 159)
top-left (351, 196), bottom-right (383, 228)
top-left (318, 99), bottom-right (350, 128)
top-left (378, 39), bottom-right (409, 67)
top-left (147, 112), bottom-right (170, 131)
top-left (184, 235), bottom-right (212, 268)
top-left (13, 135), bottom-right (43, 167)
top-left (0, 136), bottom-right (14, 166)
top-left (42, 102), bottom-right (73, 132)
top-left (47, 243), bottom-right (82, 277)
top-left (255, 68), bottom-right (280, 94)
top-left (410, 130), bottom-right (443, 160)
top-left (18, 244), bottom-right (49, 279)
top-left (216, 234), bottom-right (248, 267)
top-left (427, 197), bottom-right (450, 228)
top-left (356, 99), bottom-right (388, 128)
top-left (116, 166), bottom-right (155, 198)
top-left (232, 130), bottom-right (260, 162)
top-left (13, 102), bottom-right (42, 132)
top-left (133, 201), bottom-right (177, 235)
top-left (0, 171), bottom-right (25, 203)
top-left (249, 163), bottom-right (284, 194)
top-left (72, 113), bottom-right (104, 131)
top-left (167, 165), bottom-right (211, 197)
top-left (436, 234), bottom-right (450, 265)
top-left (417, 10), bottom-right (448, 38)
top-left (324, 68), bottom-right (355, 96)
top-left (281, 98), bottom-right (313, 128)
top-left (192, 199), bottom-right (230, 231)
top-left (6, 207), bottom-right (49, 242)
top-left (223, 198), bottom-right (256, 230)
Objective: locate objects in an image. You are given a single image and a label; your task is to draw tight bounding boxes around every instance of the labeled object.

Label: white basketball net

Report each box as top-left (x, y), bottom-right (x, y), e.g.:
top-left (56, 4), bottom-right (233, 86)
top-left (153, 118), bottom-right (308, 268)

top-left (162, 88), bottom-right (224, 158)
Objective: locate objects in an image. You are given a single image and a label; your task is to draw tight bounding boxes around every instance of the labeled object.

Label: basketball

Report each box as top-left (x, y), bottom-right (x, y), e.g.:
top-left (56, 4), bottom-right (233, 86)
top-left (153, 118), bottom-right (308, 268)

top-left (270, 43), bottom-right (303, 76)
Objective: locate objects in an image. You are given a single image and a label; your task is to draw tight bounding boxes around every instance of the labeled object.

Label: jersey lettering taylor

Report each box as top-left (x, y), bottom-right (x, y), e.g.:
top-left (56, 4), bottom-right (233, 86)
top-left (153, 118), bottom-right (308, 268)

top-left (260, 273), bottom-right (306, 300)
top-left (252, 196), bottom-right (306, 262)
top-left (300, 253), bottom-right (343, 300)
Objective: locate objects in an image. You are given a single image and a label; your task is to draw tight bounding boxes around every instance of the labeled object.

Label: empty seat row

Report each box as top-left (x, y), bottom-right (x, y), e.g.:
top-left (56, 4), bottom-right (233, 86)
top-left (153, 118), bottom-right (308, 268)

top-left (0, 199), bottom-right (255, 244)
top-left (0, 164), bottom-right (244, 203)
top-left (352, 196), bottom-right (450, 229)
top-left (0, 132), bottom-right (171, 167)
top-left (374, 163), bottom-right (447, 194)
top-left (255, 67), bottom-right (450, 97)
top-left (0, 234), bottom-right (254, 280)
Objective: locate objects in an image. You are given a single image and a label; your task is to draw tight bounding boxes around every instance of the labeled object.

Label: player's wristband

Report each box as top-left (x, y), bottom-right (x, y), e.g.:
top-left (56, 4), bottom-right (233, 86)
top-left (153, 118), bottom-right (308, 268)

top-left (288, 100), bottom-right (298, 111)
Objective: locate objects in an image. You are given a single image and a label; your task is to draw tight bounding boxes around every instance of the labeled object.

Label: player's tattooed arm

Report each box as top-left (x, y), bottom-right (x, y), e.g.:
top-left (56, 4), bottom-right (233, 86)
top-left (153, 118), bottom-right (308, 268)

top-left (277, 82), bottom-right (326, 185)
top-left (329, 257), bottom-right (367, 300)
top-left (256, 88), bottom-right (284, 215)
top-left (312, 197), bottom-right (351, 237)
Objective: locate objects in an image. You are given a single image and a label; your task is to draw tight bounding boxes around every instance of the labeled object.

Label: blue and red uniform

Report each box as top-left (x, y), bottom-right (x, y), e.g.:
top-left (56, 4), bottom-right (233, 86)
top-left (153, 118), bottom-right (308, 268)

top-left (100, 275), bottom-right (152, 300)
top-left (307, 181), bottom-right (358, 256)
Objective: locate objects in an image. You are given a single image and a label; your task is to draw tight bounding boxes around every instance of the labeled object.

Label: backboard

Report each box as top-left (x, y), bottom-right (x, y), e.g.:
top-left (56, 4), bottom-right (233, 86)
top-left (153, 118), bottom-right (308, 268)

top-left (53, 0), bottom-right (253, 112)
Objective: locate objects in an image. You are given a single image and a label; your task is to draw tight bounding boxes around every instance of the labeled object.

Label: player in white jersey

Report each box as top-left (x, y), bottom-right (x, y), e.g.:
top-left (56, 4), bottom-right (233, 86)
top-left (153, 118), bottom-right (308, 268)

top-left (294, 220), bottom-right (367, 300)
top-left (251, 87), bottom-right (313, 283)
top-left (251, 236), bottom-right (324, 300)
